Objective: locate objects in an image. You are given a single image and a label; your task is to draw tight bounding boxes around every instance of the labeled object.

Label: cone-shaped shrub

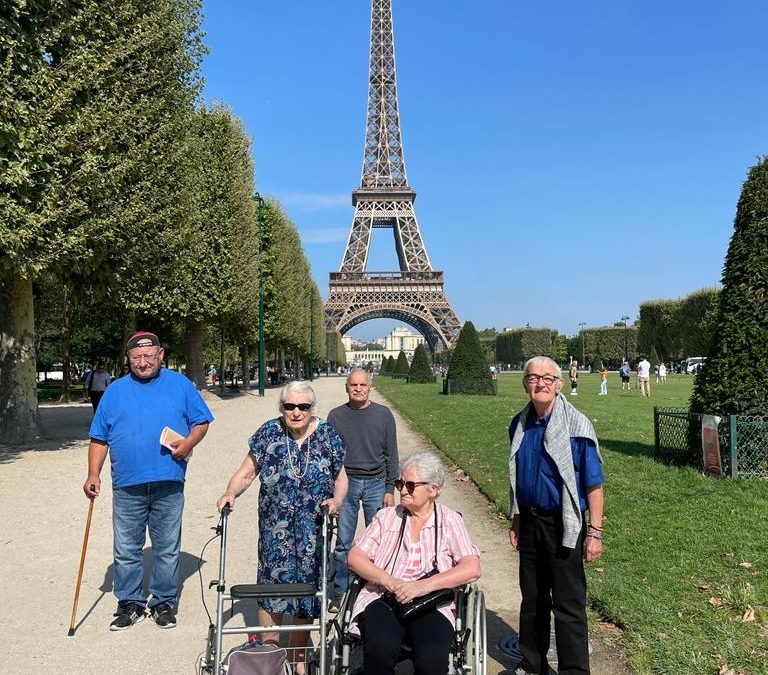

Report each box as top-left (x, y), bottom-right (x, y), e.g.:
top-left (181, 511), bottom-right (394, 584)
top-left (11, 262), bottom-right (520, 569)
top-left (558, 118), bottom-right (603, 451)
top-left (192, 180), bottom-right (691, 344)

top-left (446, 321), bottom-right (493, 394)
top-left (394, 350), bottom-right (409, 375)
top-left (408, 344), bottom-right (433, 383)
top-left (691, 158), bottom-right (768, 416)
top-left (379, 356), bottom-right (389, 375)
top-left (386, 355), bottom-right (395, 375)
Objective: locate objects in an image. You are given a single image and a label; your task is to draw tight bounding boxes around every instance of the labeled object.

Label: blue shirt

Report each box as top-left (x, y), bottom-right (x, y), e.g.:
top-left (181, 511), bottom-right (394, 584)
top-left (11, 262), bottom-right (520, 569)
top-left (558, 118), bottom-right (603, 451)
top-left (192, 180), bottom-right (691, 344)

top-left (89, 368), bottom-right (214, 488)
top-left (510, 409), bottom-right (604, 511)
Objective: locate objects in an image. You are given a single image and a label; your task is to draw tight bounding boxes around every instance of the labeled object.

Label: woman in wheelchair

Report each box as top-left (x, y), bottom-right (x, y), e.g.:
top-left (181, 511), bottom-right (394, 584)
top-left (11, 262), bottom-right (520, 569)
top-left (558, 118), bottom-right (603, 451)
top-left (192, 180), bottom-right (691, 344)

top-left (346, 451), bottom-right (481, 675)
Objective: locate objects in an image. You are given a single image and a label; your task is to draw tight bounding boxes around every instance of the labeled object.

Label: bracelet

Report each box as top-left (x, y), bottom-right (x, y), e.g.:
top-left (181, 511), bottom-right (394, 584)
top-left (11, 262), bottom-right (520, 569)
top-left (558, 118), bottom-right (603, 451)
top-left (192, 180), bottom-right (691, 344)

top-left (586, 533), bottom-right (603, 541)
top-left (587, 524), bottom-right (603, 531)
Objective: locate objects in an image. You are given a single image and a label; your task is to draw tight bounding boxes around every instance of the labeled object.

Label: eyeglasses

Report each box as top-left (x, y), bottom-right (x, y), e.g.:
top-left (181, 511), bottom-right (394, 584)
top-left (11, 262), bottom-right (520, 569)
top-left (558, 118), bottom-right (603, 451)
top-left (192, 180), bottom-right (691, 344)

top-left (524, 373), bottom-right (561, 386)
top-left (283, 402), bottom-right (312, 411)
top-left (128, 352), bottom-right (161, 364)
top-left (394, 479), bottom-right (430, 492)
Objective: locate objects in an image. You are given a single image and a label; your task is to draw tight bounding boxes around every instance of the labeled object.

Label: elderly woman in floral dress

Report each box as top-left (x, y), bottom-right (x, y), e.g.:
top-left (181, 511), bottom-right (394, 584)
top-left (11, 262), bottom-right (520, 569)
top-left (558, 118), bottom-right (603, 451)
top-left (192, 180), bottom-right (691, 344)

top-left (217, 381), bottom-right (348, 673)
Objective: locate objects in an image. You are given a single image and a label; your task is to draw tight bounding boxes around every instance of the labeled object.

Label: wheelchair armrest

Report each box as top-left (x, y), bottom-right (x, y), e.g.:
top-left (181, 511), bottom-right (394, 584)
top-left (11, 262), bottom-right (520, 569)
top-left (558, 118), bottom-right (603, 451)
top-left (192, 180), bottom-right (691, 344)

top-left (454, 584), bottom-right (468, 633)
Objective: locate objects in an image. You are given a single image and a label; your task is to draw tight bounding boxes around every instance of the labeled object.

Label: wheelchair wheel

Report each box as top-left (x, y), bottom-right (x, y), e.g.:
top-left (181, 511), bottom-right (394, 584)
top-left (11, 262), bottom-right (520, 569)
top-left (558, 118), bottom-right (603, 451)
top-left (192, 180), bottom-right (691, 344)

top-left (465, 584), bottom-right (487, 674)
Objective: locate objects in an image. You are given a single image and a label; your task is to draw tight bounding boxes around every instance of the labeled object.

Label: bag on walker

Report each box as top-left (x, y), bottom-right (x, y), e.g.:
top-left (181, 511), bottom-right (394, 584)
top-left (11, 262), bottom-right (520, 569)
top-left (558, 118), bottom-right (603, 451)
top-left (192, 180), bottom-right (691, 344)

top-left (223, 640), bottom-right (291, 675)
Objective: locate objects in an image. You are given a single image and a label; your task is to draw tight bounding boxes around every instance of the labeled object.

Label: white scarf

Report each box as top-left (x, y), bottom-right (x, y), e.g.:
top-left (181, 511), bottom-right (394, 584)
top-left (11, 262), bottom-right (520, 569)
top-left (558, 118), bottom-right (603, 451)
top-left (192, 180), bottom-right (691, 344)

top-left (508, 393), bottom-right (602, 549)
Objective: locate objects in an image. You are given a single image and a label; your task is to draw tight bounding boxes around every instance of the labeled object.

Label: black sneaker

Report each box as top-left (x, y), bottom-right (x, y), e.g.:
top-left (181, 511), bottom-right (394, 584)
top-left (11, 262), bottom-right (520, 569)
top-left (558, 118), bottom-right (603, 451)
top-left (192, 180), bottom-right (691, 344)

top-left (109, 603), bottom-right (146, 631)
top-left (151, 603), bottom-right (177, 629)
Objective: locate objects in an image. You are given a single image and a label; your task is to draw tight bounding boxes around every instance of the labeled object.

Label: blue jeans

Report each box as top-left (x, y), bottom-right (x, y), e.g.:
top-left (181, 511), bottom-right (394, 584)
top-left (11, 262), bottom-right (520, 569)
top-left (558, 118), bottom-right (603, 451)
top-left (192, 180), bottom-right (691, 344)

top-left (600, 379), bottom-right (607, 395)
top-left (333, 476), bottom-right (386, 598)
top-left (112, 480), bottom-right (184, 609)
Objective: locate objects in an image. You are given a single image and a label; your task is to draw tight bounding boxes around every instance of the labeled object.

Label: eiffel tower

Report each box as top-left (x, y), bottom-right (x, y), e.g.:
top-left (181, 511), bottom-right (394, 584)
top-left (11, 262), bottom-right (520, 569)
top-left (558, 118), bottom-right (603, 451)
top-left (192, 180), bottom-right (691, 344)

top-left (325, 0), bottom-right (461, 352)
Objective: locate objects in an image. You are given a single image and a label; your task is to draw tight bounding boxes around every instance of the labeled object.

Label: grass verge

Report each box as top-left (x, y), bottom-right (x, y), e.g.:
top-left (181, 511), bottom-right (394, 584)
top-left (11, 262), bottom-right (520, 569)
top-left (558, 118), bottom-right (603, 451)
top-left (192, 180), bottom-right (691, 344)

top-left (374, 373), bottom-right (768, 675)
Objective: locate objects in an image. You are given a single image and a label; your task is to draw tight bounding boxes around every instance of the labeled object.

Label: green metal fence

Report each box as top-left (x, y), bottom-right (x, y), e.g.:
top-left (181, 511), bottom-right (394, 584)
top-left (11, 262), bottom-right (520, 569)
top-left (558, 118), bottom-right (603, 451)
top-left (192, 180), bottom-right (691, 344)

top-left (654, 407), bottom-right (768, 478)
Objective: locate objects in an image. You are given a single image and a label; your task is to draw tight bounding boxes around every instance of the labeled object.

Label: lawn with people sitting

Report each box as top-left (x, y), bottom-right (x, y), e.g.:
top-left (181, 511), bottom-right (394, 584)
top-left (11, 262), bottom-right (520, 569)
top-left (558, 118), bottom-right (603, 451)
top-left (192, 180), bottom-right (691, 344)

top-left (374, 372), bottom-right (768, 675)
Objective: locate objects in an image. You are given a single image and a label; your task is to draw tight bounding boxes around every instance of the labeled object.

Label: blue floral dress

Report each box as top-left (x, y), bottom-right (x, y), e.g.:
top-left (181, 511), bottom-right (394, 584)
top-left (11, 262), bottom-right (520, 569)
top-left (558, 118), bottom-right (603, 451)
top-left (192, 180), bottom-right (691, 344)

top-left (249, 417), bottom-right (346, 618)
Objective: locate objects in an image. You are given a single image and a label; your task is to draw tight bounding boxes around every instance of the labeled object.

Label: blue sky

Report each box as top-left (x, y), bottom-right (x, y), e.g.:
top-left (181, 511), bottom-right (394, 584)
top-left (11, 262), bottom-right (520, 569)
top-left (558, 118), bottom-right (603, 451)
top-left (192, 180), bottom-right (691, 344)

top-left (200, 1), bottom-right (767, 341)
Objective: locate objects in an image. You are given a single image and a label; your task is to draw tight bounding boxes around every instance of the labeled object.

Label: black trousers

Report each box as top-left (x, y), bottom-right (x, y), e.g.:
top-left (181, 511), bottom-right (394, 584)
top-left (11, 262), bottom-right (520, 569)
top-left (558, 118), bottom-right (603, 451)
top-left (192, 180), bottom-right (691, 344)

top-left (518, 509), bottom-right (589, 675)
top-left (89, 390), bottom-right (104, 412)
top-left (360, 599), bottom-right (454, 675)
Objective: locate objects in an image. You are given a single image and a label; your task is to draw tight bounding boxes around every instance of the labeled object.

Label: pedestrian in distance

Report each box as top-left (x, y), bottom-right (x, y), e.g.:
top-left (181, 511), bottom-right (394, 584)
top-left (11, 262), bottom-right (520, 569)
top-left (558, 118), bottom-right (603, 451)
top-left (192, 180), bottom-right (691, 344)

top-left (659, 362), bottom-right (667, 383)
top-left (84, 361), bottom-right (111, 412)
top-left (508, 356), bottom-right (605, 675)
top-left (328, 368), bottom-right (399, 602)
top-left (637, 357), bottom-right (651, 397)
top-left (83, 331), bottom-right (214, 631)
top-left (619, 361), bottom-right (631, 390)
top-left (599, 363), bottom-right (608, 395)
top-left (568, 359), bottom-right (579, 396)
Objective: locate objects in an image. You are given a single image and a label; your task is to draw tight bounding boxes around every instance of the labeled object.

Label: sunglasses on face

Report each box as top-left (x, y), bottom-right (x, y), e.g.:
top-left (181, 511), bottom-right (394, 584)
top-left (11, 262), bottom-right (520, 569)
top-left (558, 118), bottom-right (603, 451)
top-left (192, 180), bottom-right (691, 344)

top-left (282, 402), bottom-right (312, 411)
top-left (394, 479), bottom-right (430, 492)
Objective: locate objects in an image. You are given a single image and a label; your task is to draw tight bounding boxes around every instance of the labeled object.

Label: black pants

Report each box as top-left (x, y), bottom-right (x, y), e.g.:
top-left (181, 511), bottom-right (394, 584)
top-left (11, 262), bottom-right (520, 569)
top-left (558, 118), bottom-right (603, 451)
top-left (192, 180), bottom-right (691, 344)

top-left (518, 509), bottom-right (589, 675)
top-left (89, 390), bottom-right (104, 412)
top-left (360, 599), bottom-right (454, 675)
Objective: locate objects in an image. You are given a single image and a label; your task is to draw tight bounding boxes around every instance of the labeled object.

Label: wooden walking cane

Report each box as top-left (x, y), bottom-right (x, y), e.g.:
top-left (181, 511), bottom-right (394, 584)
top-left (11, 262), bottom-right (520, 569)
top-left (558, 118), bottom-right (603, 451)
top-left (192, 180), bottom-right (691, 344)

top-left (68, 492), bottom-right (95, 636)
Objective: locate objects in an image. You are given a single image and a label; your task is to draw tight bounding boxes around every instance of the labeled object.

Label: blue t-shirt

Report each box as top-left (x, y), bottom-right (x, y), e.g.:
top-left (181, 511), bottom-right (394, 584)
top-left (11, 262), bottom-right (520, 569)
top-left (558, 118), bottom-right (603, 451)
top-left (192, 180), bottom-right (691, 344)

top-left (510, 409), bottom-right (604, 511)
top-left (89, 368), bottom-right (214, 488)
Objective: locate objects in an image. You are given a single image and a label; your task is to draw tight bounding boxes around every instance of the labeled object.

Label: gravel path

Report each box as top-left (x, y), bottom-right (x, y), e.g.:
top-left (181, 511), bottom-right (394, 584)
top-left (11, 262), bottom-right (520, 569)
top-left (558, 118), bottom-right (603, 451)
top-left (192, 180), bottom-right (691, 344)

top-left (0, 376), bottom-right (628, 674)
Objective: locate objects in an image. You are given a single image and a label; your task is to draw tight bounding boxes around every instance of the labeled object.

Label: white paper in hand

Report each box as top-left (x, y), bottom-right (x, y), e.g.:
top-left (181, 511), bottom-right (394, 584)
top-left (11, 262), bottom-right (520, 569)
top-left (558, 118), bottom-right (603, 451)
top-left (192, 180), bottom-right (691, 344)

top-left (160, 426), bottom-right (191, 461)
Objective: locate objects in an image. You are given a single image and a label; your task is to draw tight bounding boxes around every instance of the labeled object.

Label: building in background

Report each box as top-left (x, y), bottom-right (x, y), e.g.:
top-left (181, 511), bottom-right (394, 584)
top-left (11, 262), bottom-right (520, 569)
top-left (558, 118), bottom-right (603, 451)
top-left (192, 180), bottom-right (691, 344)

top-left (344, 326), bottom-right (426, 369)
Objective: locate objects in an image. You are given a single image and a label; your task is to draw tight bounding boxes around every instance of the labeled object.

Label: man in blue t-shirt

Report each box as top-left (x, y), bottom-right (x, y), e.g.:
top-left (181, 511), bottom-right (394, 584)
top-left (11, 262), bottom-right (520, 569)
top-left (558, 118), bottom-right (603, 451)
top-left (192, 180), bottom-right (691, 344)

top-left (508, 356), bottom-right (604, 675)
top-left (83, 331), bottom-right (214, 631)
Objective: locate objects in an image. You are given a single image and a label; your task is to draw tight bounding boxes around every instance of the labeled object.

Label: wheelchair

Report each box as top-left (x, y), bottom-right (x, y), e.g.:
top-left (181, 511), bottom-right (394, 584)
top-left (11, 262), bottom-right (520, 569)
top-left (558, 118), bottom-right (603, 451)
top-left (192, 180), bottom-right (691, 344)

top-left (326, 574), bottom-right (487, 674)
top-left (199, 505), bottom-right (336, 675)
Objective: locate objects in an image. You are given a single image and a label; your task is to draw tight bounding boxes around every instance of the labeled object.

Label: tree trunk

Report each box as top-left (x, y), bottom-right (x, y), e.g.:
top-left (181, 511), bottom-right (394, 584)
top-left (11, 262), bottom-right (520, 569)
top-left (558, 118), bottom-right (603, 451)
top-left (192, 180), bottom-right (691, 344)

top-left (184, 320), bottom-right (206, 389)
top-left (0, 274), bottom-right (39, 442)
top-left (240, 343), bottom-right (250, 391)
top-left (59, 284), bottom-right (72, 403)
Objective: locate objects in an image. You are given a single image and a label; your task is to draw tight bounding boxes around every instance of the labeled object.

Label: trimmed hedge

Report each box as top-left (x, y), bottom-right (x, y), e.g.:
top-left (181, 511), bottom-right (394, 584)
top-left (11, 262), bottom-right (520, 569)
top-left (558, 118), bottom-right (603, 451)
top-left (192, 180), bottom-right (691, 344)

top-left (446, 321), bottom-right (494, 395)
top-left (691, 158), bottom-right (768, 416)
top-left (496, 327), bottom-right (558, 363)
top-left (408, 343), bottom-right (433, 383)
top-left (394, 350), bottom-right (409, 375)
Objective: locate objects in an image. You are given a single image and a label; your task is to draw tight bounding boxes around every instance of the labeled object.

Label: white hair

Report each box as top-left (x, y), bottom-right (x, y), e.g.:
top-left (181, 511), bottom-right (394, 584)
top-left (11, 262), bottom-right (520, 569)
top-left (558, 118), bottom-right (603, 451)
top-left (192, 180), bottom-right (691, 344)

top-left (345, 368), bottom-right (372, 386)
top-left (278, 380), bottom-right (317, 412)
top-left (401, 451), bottom-right (445, 497)
top-left (523, 356), bottom-right (562, 377)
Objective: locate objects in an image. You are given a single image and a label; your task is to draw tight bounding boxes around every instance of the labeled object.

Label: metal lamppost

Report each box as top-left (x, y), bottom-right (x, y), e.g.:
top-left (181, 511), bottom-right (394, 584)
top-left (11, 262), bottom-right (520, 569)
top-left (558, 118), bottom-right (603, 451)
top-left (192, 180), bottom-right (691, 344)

top-left (578, 321), bottom-right (586, 368)
top-left (621, 315), bottom-right (630, 361)
top-left (255, 193), bottom-right (266, 397)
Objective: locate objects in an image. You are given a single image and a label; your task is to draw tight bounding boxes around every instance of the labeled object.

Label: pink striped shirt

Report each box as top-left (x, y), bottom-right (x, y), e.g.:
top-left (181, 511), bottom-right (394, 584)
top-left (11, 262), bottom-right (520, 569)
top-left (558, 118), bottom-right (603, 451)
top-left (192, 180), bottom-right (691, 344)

top-left (349, 504), bottom-right (480, 634)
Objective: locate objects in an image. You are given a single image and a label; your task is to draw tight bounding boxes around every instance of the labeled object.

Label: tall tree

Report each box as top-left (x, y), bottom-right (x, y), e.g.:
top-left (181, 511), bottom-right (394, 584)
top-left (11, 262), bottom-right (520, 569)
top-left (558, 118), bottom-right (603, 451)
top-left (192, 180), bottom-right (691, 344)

top-left (691, 158), bottom-right (768, 416)
top-left (0, 0), bottom-right (204, 440)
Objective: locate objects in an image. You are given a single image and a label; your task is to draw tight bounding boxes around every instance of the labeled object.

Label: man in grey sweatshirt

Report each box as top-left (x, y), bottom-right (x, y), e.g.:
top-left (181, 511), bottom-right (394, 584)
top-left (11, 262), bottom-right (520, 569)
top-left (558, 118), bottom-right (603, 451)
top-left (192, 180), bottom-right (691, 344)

top-left (328, 368), bottom-right (399, 600)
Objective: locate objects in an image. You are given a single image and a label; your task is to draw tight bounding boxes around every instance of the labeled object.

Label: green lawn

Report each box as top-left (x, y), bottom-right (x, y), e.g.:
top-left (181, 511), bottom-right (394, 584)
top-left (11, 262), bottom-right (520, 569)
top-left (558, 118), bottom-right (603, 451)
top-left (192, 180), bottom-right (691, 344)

top-left (36, 381), bottom-right (86, 402)
top-left (374, 373), bottom-right (768, 675)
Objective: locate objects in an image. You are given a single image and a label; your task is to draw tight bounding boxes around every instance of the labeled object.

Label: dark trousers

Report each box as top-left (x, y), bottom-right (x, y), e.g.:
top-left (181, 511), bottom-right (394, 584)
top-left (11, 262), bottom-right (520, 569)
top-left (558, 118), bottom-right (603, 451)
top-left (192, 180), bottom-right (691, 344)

top-left (89, 390), bottom-right (104, 412)
top-left (518, 509), bottom-right (589, 675)
top-left (360, 599), bottom-right (454, 675)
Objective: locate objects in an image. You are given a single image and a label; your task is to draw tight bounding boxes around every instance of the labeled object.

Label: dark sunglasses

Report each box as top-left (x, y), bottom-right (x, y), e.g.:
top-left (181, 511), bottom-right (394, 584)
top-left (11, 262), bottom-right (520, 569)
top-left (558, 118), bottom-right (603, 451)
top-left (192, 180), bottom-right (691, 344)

top-left (282, 402), bottom-right (312, 411)
top-left (394, 479), bottom-right (430, 492)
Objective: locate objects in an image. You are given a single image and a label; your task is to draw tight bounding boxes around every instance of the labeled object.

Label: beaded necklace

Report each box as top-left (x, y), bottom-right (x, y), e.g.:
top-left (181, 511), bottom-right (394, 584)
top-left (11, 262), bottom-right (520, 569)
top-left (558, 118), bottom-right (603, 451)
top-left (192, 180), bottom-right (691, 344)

top-left (285, 419), bottom-right (315, 480)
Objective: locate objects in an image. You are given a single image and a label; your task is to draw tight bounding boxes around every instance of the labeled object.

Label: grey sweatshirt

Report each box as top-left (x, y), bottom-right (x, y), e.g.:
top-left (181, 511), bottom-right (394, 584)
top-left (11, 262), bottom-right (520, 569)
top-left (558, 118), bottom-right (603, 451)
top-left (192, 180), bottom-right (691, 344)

top-left (327, 401), bottom-right (399, 493)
